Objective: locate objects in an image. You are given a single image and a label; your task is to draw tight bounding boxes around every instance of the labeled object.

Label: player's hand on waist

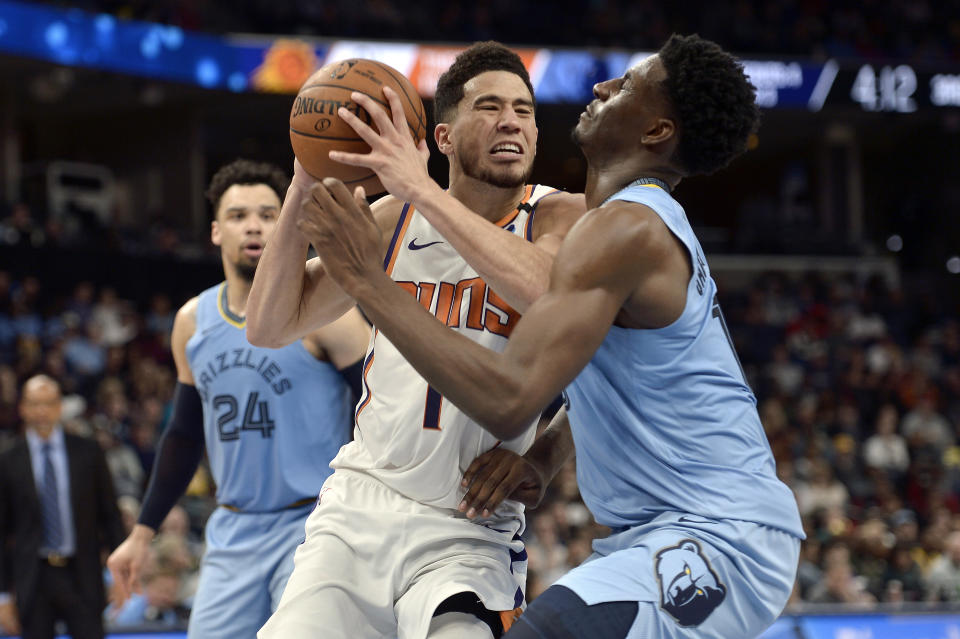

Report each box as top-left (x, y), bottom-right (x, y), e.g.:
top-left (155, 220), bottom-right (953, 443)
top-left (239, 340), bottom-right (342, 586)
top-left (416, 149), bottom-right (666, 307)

top-left (460, 447), bottom-right (547, 519)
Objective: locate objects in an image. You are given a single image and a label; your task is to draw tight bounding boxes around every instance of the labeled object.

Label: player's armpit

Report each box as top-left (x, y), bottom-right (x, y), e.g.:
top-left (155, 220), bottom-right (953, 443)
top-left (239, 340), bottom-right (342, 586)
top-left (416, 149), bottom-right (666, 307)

top-left (304, 306), bottom-right (371, 370)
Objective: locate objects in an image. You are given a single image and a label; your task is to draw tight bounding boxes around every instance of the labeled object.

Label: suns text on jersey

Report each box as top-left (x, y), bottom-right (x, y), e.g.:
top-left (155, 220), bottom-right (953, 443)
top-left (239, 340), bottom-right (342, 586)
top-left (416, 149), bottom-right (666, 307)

top-left (397, 277), bottom-right (520, 336)
top-left (195, 348), bottom-right (292, 400)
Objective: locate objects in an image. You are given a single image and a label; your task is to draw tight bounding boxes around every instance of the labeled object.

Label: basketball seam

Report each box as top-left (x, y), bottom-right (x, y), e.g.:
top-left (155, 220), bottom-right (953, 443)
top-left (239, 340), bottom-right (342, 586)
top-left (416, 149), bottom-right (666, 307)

top-left (289, 127), bottom-right (365, 142)
top-left (366, 60), bottom-right (427, 136)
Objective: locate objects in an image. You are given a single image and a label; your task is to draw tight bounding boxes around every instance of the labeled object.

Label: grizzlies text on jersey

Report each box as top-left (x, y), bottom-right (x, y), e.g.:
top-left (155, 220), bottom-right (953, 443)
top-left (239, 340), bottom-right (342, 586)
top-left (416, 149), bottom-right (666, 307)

top-left (186, 282), bottom-right (353, 511)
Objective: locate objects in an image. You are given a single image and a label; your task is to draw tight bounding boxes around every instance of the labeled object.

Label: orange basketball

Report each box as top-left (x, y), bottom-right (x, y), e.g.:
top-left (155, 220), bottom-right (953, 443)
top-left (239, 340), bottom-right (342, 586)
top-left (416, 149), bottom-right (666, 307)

top-left (289, 58), bottom-right (427, 196)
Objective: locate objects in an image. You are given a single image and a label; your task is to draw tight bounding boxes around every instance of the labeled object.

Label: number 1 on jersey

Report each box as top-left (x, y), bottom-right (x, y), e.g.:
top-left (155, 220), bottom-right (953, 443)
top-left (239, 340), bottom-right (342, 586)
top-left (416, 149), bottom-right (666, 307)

top-left (712, 295), bottom-right (748, 384)
top-left (423, 386), bottom-right (442, 429)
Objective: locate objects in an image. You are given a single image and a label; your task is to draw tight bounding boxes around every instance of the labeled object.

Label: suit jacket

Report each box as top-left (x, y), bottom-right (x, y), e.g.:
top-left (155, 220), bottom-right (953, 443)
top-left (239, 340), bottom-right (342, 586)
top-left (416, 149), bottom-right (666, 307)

top-left (0, 431), bottom-right (125, 612)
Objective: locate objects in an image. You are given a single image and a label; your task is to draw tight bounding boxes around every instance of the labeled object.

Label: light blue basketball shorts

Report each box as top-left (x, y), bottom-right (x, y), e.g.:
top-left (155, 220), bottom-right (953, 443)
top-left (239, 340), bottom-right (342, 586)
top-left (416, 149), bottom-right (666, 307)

top-left (553, 511), bottom-right (801, 638)
top-left (186, 503), bottom-right (312, 639)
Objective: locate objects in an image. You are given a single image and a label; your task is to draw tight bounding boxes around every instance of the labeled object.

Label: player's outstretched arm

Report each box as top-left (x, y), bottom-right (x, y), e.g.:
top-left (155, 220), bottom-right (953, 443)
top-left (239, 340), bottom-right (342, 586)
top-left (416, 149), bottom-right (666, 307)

top-left (107, 300), bottom-right (203, 606)
top-left (299, 179), bottom-right (673, 439)
top-left (332, 88), bottom-right (587, 311)
top-left (246, 165), bottom-right (400, 347)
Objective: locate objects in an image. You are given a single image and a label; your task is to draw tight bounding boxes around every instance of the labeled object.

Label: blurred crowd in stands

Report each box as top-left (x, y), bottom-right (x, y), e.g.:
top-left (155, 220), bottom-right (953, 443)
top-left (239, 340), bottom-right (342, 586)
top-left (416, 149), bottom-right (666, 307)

top-left (34, 0), bottom-right (960, 61)
top-left (2, 206), bottom-right (960, 630)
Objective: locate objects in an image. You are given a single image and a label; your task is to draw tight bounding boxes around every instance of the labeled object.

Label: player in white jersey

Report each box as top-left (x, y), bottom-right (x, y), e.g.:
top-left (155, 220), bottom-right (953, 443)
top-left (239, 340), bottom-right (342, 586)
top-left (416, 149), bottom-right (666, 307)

top-left (248, 43), bottom-right (585, 638)
top-left (294, 35), bottom-right (801, 639)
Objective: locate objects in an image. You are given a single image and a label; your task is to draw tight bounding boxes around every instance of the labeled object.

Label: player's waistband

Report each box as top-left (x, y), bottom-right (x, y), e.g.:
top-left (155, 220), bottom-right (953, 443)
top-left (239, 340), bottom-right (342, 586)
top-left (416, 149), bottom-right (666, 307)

top-left (218, 496), bottom-right (316, 514)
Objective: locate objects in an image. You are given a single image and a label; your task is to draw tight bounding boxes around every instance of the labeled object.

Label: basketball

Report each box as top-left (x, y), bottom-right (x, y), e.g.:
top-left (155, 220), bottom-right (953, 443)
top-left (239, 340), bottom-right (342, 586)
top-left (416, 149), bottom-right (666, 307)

top-left (289, 58), bottom-right (427, 195)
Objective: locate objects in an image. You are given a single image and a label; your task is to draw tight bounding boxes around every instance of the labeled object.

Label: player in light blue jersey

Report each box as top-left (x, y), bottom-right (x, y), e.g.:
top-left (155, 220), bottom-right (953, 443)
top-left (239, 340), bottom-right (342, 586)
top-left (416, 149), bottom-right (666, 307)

top-left (107, 160), bottom-right (370, 638)
top-left (301, 34), bottom-right (803, 639)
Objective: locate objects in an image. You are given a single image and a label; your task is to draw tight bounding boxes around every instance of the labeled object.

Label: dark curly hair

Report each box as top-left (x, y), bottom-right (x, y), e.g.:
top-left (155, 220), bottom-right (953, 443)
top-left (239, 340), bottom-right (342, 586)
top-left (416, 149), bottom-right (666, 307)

top-left (433, 41), bottom-right (535, 124)
top-left (658, 34), bottom-right (759, 176)
top-left (205, 159), bottom-right (289, 217)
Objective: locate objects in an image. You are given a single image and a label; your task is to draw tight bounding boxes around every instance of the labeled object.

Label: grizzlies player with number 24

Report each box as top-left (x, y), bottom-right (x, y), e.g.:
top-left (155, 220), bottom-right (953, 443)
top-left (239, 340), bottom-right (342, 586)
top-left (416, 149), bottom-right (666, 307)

top-left (107, 160), bottom-right (370, 638)
top-left (303, 35), bottom-right (803, 638)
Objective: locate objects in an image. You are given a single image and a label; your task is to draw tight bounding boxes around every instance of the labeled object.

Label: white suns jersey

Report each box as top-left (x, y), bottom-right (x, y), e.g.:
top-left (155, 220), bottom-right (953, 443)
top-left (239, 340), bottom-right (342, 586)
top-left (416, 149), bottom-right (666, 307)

top-left (331, 184), bottom-right (561, 511)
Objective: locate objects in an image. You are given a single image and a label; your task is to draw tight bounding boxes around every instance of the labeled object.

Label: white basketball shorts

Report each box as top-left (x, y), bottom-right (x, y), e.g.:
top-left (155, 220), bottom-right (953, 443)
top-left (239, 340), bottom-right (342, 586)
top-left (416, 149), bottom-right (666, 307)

top-left (258, 469), bottom-right (527, 639)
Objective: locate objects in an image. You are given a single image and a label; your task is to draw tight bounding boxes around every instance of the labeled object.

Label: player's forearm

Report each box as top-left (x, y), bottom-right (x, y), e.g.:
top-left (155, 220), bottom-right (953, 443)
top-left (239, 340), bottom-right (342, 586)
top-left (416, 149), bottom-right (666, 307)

top-left (247, 184), bottom-right (351, 345)
top-left (247, 182), bottom-right (312, 345)
top-left (410, 185), bottom-right (553, 312)
top-left (136, 419), bottom-right (204, 531)
top-left (524, 408), bottom-right (575, 483)
top-left (354, 272), bottom-right (541, 439)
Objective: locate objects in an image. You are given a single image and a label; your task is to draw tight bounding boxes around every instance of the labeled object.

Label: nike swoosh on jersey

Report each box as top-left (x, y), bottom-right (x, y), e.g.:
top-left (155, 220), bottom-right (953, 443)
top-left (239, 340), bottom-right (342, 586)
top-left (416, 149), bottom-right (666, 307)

top-left (407, 238), bottom-right (444, 250)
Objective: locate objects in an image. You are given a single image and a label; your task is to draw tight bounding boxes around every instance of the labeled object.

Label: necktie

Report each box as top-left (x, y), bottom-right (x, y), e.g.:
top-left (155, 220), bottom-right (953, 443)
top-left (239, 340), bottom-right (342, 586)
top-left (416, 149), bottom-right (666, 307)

top-left (40, 443), bottom-right (64, 551)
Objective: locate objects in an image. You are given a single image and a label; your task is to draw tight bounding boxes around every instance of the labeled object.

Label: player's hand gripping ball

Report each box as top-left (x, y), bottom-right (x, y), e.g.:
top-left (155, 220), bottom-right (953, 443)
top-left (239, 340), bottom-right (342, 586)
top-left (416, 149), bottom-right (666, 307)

top-left (290, 58), bottom-right (427, 196)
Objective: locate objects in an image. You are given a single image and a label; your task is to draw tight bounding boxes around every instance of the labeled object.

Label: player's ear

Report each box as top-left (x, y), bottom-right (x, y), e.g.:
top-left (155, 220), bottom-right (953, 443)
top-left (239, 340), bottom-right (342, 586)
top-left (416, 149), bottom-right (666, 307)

top-left (434, 123), bottom-right (453, 156)
top-left (641, 117), bottom-right (676, 147)
top-left (211, 219), bottom-right (222, 247)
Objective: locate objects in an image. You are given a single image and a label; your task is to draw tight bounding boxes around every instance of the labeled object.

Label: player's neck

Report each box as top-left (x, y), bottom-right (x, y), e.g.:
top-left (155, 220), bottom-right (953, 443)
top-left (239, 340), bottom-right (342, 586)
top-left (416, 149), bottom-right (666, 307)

top-left (584, 162), bottom-right (680, 209)
top-left (223, 272), bottom-right (252, 319)
top-left (448, 174), bottom-right (528, 224)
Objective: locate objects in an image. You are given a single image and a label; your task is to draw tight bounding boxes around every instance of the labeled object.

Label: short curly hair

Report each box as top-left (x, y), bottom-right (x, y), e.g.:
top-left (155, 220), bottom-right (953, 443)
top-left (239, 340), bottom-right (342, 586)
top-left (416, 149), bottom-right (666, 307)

top-left (205, 159), bottom-right (289, 216)
top-left (433, 41), bottom-right (535, 124)
top-left (658, 34), bottom-right (759, 176)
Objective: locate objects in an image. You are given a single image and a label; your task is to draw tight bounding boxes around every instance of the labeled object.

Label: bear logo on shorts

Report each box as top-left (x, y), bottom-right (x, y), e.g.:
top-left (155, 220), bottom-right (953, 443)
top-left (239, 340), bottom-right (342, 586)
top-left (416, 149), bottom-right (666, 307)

top-left (654, 539), bottom-right (726, 627)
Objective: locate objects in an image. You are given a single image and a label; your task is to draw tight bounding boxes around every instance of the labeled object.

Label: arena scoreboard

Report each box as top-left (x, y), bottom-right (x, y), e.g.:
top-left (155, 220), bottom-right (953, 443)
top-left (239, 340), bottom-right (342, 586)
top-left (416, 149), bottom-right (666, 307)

top-left (0, 0), bottom-right (958, 112)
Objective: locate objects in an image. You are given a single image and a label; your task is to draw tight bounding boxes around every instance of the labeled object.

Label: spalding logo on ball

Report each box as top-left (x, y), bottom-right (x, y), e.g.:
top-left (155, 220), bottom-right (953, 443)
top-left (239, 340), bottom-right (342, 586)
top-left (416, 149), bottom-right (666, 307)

top-left (289, 58), bottom-right (427, 196)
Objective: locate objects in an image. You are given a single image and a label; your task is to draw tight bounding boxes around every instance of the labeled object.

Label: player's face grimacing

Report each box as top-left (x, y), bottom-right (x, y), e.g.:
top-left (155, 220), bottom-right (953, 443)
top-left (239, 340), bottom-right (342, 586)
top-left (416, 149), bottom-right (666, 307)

top-left (211, 183), bottom-right (281, 281)
top-left (445, 70), bottom-right (537, 188)
top-left (574, 55), bottom-right (670, 153)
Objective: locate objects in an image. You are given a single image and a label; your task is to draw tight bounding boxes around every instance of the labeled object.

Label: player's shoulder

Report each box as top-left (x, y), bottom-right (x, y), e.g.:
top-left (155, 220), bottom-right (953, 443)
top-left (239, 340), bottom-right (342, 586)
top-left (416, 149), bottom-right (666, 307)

top-left (534, 189), bottom-right (586, 213)
top-left (590, 199), bottom-right (667, 238)
top-left (172, 295), bottom-right (200, 342)
top-left (569, 200), bottom-right (674, 265)
top-left (528, 190), bottom-right (587, 241)
top-left (534, 190), bottom-right (586, 218)
top-left (369, 193), bottom-right (407, 231)
top-left (175, 295), bottom-right (200, 324)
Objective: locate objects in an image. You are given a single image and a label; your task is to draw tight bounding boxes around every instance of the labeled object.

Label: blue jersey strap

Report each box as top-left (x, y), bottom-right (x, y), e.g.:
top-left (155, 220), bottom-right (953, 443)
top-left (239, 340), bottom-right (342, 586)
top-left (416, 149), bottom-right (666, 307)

top-left (137, 382), bottom-right (205, 530)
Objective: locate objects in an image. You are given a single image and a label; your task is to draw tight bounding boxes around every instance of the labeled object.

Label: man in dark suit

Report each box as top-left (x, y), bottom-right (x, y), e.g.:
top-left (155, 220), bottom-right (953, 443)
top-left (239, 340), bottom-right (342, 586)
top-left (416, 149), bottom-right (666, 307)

top-left (0, 375), bottom-right (125, 639)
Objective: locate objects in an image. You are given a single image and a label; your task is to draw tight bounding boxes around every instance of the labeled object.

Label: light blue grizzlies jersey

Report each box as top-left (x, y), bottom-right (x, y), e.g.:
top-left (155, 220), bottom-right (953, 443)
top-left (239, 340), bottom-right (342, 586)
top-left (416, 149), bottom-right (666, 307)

top-left (564, 184), bottom-right (804, 538)
top-left (185, 283), bottom-right (353, 511)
